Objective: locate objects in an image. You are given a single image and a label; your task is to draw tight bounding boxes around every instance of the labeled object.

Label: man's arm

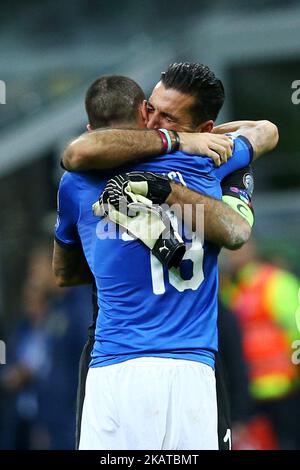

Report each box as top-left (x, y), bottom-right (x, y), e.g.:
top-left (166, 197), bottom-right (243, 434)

top-left (52, 240), bottom-right (93, 287)
top-left (166, 183), bottom-right (251, 250)
top-left (62, 129), bottom-right (233, 171)
top-left (53, 172), bottom-right (93, 287)
top-left (213, 120), bottom-right (279, 160)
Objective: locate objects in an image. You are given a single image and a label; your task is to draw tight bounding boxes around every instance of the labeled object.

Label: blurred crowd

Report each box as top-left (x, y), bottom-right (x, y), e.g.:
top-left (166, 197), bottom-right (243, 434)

top-left (219, 240), bottom-right (300, 450)
top-left (0, 241), bottom-right (92, 449)
top-left (0, 238), bottom-right (299, 450)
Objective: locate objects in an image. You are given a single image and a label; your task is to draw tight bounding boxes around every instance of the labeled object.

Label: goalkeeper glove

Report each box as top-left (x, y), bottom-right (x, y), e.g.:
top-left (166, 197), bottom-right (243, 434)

top-left (98, 172), bottom-right (172, 216)
top-left (93, 173), bottom-right (185, 269)
top-left (151, 208), bottom-right (186, 269)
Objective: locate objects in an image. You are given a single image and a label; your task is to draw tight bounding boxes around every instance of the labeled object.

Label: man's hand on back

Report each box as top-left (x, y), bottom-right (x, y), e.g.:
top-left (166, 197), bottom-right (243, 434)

top-left (179, 132), bottom-right (233, 166)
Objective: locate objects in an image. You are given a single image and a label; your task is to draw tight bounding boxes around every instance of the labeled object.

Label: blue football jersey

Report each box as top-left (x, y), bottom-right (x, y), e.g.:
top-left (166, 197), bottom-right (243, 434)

top-left (55, 135), bottom-right (252, 369)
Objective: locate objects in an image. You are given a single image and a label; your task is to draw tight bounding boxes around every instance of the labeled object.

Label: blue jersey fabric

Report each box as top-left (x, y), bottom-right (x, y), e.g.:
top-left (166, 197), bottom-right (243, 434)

top-left (55, 136), bottom-right (252, 369)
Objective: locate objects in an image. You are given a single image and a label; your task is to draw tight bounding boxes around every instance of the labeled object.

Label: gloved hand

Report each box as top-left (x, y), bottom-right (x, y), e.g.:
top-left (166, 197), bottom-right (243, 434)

top-left (151, 208), bottom-right (186, 269)
top-left (93, 172), bottom-right (185, 269)
top-left (97, 172), bottom-right (172, 216)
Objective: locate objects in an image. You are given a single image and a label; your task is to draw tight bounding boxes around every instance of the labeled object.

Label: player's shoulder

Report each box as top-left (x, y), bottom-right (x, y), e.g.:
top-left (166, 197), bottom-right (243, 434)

top-left (167, 150), bottom-right (215, 173)
top-left (62, 169), bottom-right (85, 181)
top-left (60, 170), bottom-right (76, 184)
top-left (58, 171), bottom-right (83, 200)
top-left (60, 169), bottom-right (89, 188)
top-left (129, 151), bottom-right (215, 182)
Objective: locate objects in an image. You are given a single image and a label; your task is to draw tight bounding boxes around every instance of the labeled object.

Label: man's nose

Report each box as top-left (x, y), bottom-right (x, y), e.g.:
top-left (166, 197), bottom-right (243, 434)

top-left (146, 114), bottom-right (160, 129)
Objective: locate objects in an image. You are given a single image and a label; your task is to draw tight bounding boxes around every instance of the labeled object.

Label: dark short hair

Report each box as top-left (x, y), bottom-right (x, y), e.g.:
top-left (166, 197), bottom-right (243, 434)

top-left (85, 75), bottom-right (145, 129)
top-left (161, 62), bottom-right (225, 126)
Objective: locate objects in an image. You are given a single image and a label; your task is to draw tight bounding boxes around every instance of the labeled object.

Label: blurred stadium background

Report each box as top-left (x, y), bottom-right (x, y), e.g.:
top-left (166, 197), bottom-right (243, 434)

top-left (0, 0), bottom-right (299, 450)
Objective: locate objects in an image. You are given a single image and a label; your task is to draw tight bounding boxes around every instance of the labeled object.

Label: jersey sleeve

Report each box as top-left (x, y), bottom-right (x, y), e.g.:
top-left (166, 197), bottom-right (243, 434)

top-left (213, 134), bottom-right (254, 182)
top-left (54, 172), bottom-right (80, 248)
top-left (221, 165), bottom-right (255, 227)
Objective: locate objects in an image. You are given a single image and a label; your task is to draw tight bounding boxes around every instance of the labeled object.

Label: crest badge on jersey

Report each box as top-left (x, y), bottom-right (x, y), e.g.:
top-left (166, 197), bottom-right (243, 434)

top-left (243, 173), bottom-right (254, 197)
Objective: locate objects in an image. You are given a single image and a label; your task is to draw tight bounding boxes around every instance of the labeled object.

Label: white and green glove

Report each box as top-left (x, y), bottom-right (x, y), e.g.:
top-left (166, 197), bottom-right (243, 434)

top-left (93, 172), bottom-right (186, 269)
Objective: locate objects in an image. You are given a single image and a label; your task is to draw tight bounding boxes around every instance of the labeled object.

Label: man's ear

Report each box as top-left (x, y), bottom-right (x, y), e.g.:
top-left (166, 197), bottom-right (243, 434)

top-left (87, 124), bottom-right (93, 132)
top-left (135, 103), bottom-right (147, 128)
top-left (141, 100), bottom-right (148, 125)
top-left (197, 120), bottom-right (214, 133)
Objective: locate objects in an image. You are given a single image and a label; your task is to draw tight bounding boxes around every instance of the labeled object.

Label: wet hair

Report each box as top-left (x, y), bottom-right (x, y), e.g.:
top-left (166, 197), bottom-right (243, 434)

top-left (161, 62), bottom-right (225, 126)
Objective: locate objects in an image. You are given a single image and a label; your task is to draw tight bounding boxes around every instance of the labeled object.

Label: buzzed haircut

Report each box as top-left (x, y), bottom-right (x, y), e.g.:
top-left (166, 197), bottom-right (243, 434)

top-left (85, 75), bottom-right (145, 129)
top-left (161, 62), bottom-right (225, 127)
